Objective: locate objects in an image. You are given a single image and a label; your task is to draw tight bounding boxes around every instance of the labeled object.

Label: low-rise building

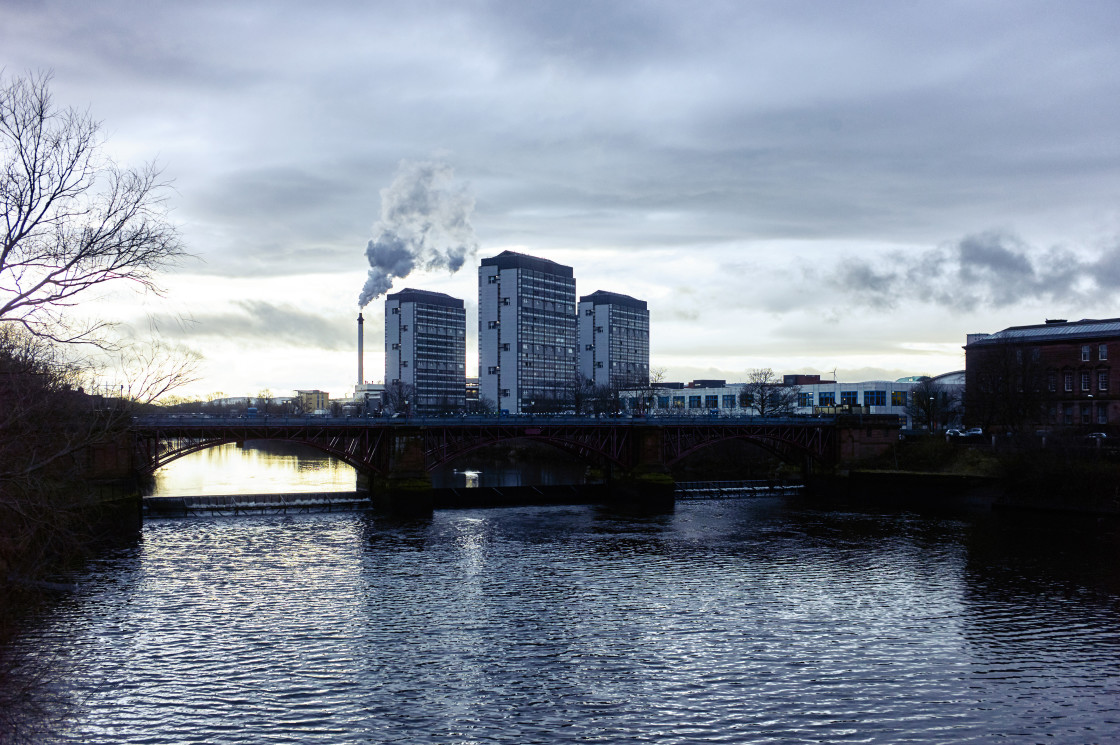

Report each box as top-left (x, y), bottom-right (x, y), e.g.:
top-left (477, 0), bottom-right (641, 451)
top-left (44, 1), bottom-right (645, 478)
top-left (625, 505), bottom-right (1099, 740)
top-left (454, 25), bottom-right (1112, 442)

top-left (633, 374), bottom-right (963, 429)
top-left (965, 317), bottom-right (1120, 430)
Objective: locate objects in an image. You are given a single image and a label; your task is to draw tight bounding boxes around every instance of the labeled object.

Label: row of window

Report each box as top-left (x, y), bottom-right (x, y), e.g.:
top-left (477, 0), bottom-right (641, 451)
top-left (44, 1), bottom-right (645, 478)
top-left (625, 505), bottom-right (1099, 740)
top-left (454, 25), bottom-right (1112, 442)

top-left (650, 390), bottom-right (909, 409)
top-left (1052, 370), bottom-right (1110, 392)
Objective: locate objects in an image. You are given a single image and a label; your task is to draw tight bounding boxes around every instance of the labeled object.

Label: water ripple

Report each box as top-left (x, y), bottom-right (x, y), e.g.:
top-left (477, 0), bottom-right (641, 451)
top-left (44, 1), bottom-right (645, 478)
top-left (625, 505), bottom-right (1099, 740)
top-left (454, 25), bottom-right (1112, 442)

top-left (6, 503), bottom-right (1120, 744)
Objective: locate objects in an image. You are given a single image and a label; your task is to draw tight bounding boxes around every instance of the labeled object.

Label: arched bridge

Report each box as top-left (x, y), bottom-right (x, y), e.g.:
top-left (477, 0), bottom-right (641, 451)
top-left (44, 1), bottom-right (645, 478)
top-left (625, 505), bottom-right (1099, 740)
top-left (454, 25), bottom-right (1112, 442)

top-left (130, 413), bottom-right (900, 482)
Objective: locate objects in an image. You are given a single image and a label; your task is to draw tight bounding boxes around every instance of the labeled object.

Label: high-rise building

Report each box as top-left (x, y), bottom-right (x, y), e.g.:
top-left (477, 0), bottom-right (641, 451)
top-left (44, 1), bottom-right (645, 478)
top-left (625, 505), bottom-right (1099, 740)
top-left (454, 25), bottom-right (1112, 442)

top-left (578, 290), bottom-right (649, 389)
top-left (479, 251), bottom-right (577, 413)
top-left (385, 288), bottom-right (466, 415)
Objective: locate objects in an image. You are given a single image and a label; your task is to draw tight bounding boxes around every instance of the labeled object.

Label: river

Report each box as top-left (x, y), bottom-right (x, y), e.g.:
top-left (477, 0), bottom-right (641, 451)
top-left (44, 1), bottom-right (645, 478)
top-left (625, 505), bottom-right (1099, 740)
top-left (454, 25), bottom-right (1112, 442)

top-left (4, 444), bottom-right (1120, 743)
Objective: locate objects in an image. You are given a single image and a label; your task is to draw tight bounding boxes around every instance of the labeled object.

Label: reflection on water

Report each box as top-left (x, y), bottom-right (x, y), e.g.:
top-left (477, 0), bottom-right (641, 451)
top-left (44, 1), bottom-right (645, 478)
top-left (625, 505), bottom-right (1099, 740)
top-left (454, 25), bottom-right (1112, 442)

top-left (148, 441), bottom-right (358, 496)
top-left (149, 441), bottom-right (591, 496)
top-left (6, 500), bottom-right (1120, 744)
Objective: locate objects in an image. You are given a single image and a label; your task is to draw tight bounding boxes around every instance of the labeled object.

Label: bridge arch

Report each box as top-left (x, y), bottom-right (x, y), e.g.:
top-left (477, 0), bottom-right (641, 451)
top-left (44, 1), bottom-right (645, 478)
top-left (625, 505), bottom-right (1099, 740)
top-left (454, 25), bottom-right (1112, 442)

top-left (135, 432), bottom-right (380, 477)
top-left (666, 432), bottom-right (816, 468)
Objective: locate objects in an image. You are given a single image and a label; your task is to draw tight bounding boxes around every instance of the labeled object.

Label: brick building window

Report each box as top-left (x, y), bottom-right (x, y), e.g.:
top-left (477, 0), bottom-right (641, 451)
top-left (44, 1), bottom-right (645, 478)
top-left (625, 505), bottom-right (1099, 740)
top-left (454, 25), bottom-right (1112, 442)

top-left (1082, 345), bottom-right (1091, 362)
top-left (1082, 371), bottom-right (1091, 391)
top-left (1100, 344), bottom-right (1109, 361)
top-left (1064, 372), bottom-right (1073, 392)
top-left (1099, 371), bottom-right (1109, 391)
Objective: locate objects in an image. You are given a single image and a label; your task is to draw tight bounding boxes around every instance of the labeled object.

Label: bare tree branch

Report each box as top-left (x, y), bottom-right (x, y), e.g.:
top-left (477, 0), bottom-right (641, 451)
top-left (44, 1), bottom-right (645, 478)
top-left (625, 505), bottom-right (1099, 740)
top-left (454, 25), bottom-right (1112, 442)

top-left (0, 71), bottom-right (185, 347)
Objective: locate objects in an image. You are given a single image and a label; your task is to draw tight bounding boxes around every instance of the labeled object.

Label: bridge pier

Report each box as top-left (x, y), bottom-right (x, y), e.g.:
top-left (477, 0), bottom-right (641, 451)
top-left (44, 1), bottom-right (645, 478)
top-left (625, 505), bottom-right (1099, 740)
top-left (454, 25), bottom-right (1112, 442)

top-left (607, 426), bottom-right (675, 507)
top-left (370, 429), bottom-right (434, 515)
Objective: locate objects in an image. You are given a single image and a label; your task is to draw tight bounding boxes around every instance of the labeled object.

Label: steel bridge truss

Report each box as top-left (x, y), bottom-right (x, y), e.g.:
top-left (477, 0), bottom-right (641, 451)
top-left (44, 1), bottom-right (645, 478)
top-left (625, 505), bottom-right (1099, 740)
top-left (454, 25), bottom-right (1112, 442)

top-left (133, 418), bottom-right (838, 477)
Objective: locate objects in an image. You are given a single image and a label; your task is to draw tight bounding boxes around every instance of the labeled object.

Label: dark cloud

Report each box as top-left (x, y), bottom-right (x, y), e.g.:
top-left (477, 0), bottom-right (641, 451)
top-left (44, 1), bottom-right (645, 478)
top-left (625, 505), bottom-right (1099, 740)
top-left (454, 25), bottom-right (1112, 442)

top-left (150, 301), bottom-right (357, 350)
top-left (826, 231), bottom-right (1120, 312)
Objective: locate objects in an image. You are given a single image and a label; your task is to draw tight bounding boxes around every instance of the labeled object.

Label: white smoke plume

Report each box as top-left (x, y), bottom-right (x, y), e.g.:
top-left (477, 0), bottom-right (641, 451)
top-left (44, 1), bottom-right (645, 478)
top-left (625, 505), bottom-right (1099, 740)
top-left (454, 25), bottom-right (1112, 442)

top-left (358, 160), bottom-right (479, 308)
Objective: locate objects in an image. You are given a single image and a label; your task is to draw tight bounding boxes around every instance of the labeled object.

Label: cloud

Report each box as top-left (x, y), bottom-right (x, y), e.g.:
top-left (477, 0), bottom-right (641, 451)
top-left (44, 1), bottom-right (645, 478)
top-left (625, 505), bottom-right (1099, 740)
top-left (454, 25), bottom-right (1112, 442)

top-left (150, 301), bottom-right (358, 350)
top-left (824, 231), bottom-right (1116, 312)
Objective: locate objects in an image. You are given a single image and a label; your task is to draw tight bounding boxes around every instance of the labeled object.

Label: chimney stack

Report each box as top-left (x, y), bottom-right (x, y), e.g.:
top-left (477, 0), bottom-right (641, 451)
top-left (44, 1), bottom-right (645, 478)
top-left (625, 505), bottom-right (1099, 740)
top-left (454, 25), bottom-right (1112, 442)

top-left (357, 312), bottom-right (364, 385)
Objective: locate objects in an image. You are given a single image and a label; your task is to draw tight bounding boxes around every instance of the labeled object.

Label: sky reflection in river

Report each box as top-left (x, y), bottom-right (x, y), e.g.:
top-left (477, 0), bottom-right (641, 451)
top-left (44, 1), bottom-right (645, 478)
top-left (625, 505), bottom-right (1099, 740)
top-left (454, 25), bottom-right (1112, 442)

top-left (9, 500), bottom-right (1120, 744)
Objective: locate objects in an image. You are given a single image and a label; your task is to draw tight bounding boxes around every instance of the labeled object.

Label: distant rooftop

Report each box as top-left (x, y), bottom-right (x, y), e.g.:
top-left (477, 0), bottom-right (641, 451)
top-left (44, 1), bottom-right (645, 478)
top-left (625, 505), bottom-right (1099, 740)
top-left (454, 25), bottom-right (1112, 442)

top-left (385, 288), bottom-right (464, 309)
top-left (966, 318), bottom-right (1120, 347)
top-left (480, 250), bottom-right (573, 277)
top-left (579, 290), bottom-right (647, 310)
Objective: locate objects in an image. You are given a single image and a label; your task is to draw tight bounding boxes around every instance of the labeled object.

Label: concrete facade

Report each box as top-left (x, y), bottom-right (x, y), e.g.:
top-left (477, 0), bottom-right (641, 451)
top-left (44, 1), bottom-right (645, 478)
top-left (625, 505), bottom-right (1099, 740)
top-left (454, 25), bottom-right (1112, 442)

top-left (578, 290), bottom-right (649, 390)
top-left (479, 251), bottom-right (577, 413)
top-left (385, 288), bottom-right (466, 415)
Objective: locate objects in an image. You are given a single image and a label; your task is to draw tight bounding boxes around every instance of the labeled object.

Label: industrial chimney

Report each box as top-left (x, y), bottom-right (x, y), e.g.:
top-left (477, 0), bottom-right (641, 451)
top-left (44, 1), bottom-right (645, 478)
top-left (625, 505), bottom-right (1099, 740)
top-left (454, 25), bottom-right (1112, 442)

top-left (357, 312), bottom-right (364, 385)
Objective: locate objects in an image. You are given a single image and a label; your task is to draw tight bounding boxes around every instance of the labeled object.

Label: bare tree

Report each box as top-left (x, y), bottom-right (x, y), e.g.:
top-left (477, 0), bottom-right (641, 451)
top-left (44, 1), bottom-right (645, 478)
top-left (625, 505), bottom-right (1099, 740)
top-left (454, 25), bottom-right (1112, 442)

top-left (740, 368), bottom-right (799, 417)
top-left (384, 380), bottom-right (415, 415)
top-left (1, 71), bottom-right (185, 346)
top-left (906, 376), bottom-right (960, 431)
top-left (965, 341), bottom-right (1048, 433)
top-left (565, 372), bottom-right (596, 415)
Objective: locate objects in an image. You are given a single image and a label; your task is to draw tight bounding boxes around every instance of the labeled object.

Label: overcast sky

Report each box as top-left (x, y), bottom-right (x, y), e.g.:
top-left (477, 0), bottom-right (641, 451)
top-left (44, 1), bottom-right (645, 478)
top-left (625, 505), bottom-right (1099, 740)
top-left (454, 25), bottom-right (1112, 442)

top-left (4, 0), bottom-right (1120, 399)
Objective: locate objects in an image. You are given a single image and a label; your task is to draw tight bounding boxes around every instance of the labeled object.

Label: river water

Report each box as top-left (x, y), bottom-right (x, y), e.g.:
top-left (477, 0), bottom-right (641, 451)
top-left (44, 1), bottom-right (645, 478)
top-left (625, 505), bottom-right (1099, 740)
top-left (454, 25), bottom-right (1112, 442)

top-left (6, 446), bottom-right (1120, 743)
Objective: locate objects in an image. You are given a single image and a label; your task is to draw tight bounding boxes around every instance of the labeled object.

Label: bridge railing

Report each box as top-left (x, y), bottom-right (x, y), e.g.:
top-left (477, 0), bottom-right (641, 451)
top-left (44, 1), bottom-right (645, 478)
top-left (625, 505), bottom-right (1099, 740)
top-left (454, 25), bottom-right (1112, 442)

top-left (133, 413), bottom-right (840, 428)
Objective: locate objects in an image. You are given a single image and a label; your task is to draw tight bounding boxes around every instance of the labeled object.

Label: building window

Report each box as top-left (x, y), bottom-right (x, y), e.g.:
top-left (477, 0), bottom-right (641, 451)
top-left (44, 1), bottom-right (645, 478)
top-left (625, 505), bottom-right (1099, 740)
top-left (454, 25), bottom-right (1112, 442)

top-left (501, 343), bottom-right (510, 351)
top-left (1064, 372), bottom-right (1073, 392)
top-left (1082, 345), bottom-right (1091, 362)
top-left (689, 395), bottom-right (702, 409)
top-left (723, 395), bottom-right (737, 408)
top-left (595, 361), bottom-right (603, 368)
top-left (705, 395), bottom-right (719, 408)
top-left (585, 308), bottom-right (593, 316)
top-left (487, 366), bottom-right (498, 375)
top-left (391, 307), bottom-right (399, 314)
top-left (595, 326), bottom-right (603, 333)
top-left (865, 390), bottom-right (886, 406)
top-left (1082, 371), bottom-right (1091, 391)
top-left (891, 391), bottom-right (907, 406)
top-left (585, 344), bottom-right (593, 350)
top-left (402, 325), bottom-right (408, 331)
top-left (401, 360), bottom-right (408, 367)
top-left (1047, 371), bottom-right (1057, 392)
top-left (840, 391), bottom-right (858, 406)
top-left (1099, 407), bottom-right (1109, 425)
top-left (500, 389), bottom-right (510, 397)
top-left (672, 395), bottom-right (685, 408)
top-left (1063, 404), bottom-right (1073, 424)
top-left (487, 321), bottom-right (499, 329)
top-left (1100, 371), bottom-right (1109, 391)
top-left (1100, 344), bottom-right (1109, 361)
top-left (1081, 404), bottom-right (1092, 424)
top-left (391, 343), bottom-right (400, 350)
top-left (487, 275), bottom-right (498, 284)
top-left (819, 392), bottom-right (835, 406)
top-left (798, 392), bottom-right (814, 407)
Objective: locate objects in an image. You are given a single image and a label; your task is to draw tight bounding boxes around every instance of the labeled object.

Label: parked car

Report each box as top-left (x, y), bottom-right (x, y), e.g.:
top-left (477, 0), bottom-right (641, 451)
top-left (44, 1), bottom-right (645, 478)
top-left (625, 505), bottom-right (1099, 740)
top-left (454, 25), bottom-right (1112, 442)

top-left (1085, 432), bottom-right (1108, 440)
top-left (965, 428), bottom-right (984, 437)
top-left (945, 429), bottom-right (963, 438)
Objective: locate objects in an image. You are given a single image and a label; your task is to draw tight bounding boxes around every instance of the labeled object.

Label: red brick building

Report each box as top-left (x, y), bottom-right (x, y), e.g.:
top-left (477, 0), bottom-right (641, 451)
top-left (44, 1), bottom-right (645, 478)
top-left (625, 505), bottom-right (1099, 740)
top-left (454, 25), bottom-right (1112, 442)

top-left (965, 318), bottom-right (1120, 431)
